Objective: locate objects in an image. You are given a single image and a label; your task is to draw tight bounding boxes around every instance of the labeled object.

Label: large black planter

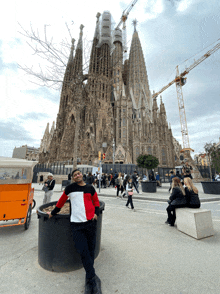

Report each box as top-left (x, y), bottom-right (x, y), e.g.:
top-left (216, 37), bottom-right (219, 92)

top-left (37, 200), bottom-right (105, 272)
top-left (141, 181), bottom-right (157, 193)
top-left (201, 181), bottom-right (220, 194)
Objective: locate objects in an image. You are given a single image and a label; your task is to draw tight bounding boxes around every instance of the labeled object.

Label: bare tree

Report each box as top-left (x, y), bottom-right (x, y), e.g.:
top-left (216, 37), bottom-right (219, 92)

top-left (18, 22), bottom-right (132, 169)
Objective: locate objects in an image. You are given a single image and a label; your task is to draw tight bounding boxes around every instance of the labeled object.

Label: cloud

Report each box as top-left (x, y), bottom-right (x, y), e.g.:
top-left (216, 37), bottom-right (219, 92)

top-left (22, 87), bottom-right (60, 103)
top-left (18, 112), bottom-right (50, 120)
top-left (0, 40), bottom-right (17, 74)
top-left (0, 119), bottom-right (34, 141)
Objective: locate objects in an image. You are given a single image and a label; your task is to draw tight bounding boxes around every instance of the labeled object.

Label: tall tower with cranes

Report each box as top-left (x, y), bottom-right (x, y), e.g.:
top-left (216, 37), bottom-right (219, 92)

top-left (39, 11), bottom-right (179, 168)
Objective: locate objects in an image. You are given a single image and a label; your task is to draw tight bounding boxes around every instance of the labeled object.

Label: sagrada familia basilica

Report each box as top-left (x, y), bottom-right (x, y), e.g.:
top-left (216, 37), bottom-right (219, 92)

top-left (39, 11), bottom-right (181, 167)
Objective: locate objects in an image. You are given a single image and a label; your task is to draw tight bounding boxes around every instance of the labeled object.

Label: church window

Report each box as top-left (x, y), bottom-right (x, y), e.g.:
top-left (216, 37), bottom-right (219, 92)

top-left (136, 147), bottom-right (139, 157)
top-left (118, 70), bottom-right (119, 75)
top-left (162, 148), bottom-right (166, 165)
top-left (119, 132), bottom-right (121, 139)
top-left (123, 109), bottom-right (126, 113)
top-left (99, 130), bottom-right (102, 139)
top-left (147, 147), bottom-right (152, 155)
top-left (123, 118), bottom-right (126, 126)
top-left (71, 114), bottom-right (74, 123)
top-left (119, 119), bottom-right (121, 127)
top-left (123, 129), bottom-right (126, 137)
top-left (102, 118), bottom-right (106, 128)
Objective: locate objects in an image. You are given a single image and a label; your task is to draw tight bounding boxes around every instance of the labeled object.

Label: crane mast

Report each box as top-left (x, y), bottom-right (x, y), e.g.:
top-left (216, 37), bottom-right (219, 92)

top-left (152, 39), bottom-right (220, 152)
top-left (175, 66), bottom-right (190, 150)
top-left (115, 0), bottom-right (138, 59)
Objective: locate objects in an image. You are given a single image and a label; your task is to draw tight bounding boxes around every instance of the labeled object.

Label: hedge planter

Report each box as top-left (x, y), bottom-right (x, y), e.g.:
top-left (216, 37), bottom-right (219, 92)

top-left (37, 200), bottom-right (105, 272)
top-left (201, 182), bottom-right (220, 195)
top-left (141, 181), bottom-right (157, 193)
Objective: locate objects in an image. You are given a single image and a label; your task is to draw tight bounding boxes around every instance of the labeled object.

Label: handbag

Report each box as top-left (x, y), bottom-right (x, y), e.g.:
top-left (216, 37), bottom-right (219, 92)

top-left (42, 184), bottom-right (49, 192)
top-left (128, 191), bottom-right (133, 196)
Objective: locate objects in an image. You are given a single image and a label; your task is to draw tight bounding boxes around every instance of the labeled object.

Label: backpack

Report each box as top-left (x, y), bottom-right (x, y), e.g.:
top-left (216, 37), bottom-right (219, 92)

top-left (115, 178), bottom-right (119, 185)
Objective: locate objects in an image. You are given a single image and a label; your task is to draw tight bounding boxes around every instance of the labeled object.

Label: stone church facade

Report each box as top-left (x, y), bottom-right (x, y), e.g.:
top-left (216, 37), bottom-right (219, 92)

top-left (39, 11), bottom-right (180, 168)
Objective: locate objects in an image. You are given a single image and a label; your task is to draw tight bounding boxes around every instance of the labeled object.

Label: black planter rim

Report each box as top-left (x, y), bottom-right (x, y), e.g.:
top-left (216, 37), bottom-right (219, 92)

top-left (37, 200), bottom-right (105, 219)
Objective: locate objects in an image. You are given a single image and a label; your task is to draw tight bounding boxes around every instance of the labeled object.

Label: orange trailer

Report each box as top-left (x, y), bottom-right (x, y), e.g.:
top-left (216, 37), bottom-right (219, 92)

top-left (0, 157), bottom-right (37, 229)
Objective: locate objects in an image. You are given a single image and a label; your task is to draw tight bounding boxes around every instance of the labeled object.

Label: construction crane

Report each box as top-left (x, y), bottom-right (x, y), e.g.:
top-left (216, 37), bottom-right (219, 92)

top-left (152, 40), bottom-right (220, 154)
top-left (115, 0), bottom-right (138, 59)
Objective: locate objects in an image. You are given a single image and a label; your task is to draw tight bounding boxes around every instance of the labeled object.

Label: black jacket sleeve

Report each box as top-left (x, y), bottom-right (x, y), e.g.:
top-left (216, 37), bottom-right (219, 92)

top-left (169, 188), bottom-right (178, 202)
top-left (48, 179), bottom-right (55, 190)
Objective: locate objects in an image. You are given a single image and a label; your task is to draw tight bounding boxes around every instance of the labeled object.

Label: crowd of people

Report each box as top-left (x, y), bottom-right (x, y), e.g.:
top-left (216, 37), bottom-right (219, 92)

top-left (40, 162), bottom-right (217, 293)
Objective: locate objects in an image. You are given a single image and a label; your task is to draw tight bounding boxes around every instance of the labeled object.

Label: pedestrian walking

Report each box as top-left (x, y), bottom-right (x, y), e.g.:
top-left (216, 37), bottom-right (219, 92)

top-left (43, 173), bottom-right (55, 204)
top-left (39, 174), bottom-right (44, 185)
top-left (155, 172), bottom-right (161, 187)
top-left (47, 169), bottom-right (102, 294)
top-left (115, 172), bottom-right (123, 198)
top-left (125, 177), bottom-right (135, 211)
top-left (132, 171), bottom-right (141, 194)
top-left (86, 172), bottom-right (94, 185)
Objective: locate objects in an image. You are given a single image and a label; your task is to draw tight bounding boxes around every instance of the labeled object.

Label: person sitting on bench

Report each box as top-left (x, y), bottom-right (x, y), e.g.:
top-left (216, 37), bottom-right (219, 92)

top-left (166, 177), bottom-right (187, 226)
top-left (184, 177), bottom-right (200, 208)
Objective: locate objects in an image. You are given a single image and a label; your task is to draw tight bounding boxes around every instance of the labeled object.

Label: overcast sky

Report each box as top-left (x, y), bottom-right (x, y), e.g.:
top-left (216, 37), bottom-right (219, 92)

top-left (1, 0), bottom-right (220, 160)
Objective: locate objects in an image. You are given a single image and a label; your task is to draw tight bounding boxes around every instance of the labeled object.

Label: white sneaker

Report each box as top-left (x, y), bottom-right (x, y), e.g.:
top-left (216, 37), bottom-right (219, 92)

top-left (139, 192), bottom-right (142, 194)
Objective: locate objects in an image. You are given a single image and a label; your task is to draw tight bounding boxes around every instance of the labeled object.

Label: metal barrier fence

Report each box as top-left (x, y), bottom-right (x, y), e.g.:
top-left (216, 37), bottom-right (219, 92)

top-left (33, 162), bottom-right (214, 183)
top-left (196, 165), bottom-right (215, 179)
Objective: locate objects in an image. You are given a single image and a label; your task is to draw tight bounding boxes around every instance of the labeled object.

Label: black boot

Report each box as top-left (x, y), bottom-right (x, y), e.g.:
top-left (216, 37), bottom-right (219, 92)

top-left (89, 275), bottom-right (102, 294)
top-left (84, 278), bottom-right (92, 294)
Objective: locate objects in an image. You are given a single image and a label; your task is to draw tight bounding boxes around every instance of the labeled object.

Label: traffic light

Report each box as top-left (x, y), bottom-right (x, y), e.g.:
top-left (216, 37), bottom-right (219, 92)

top-left (98, 151), bottom-right (101, 160)
top-left (103, 153), bottom-right (105, 160)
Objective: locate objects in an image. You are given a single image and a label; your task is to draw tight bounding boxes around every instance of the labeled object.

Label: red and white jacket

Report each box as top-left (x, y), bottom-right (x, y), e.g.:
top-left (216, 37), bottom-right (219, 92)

top-left (51, 183), bottom-right (100, 223)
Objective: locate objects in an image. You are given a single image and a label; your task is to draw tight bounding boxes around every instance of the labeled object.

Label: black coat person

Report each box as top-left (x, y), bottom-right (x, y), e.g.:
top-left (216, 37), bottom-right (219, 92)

top-left (184, 177), bottom-right (200, 208)
top-left (166, 177), bottom-right (187, 226)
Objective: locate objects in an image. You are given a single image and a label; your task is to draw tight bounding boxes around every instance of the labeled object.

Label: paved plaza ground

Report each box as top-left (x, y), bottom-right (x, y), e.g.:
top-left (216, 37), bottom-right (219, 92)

top-left (0, 183), bottom-right (220, 294)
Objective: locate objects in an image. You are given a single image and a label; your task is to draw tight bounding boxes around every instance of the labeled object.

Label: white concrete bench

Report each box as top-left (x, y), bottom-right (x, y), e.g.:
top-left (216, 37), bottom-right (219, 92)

top-left (176, 208), bottom-right (214, 239)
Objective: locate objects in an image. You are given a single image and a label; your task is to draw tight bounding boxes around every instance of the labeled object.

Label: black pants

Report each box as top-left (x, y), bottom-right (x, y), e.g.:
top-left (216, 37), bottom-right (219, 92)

top-left (71, 220), bottom-right (97, 280)
top-left (116, 185), bottom-right (123, 196)
top-left (132, 182), bottom-right (139, 193)
top-left (166, 204), bottom-right (185, 224)
top-left (126, 195), bottom-right (134, 209)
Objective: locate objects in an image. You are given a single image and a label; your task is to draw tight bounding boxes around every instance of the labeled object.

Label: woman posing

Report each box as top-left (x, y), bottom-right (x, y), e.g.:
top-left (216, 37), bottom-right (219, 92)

top-left (184, 177), bottom-right (200, 208)
top-left (166, 177), bottom-right (187, 226)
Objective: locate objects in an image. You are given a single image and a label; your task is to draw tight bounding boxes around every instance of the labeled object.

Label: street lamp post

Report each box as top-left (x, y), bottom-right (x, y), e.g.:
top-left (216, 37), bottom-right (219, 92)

top-left (113, 138), bottom-right (115, 166)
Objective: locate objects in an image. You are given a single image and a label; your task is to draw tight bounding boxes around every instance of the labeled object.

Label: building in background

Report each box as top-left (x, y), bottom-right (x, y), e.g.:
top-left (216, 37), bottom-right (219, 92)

top-left (194, 153), bottom-right (209, 166)
top-left (39, 11), bottom-right (181, 168)
top-left (12, 145), bottom-right (39, 161)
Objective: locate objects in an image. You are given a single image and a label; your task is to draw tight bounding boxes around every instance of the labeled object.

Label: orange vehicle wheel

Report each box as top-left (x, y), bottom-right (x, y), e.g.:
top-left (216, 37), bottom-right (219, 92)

top-left (32, 199), bottom-right (36, 209)
top-left (24, 205), bottom-right (32, 230)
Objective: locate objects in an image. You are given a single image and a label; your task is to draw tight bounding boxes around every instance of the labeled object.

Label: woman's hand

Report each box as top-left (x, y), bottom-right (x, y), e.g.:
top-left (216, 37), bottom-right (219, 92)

top-left (92, 214), bottom-right (97, 221)
top-left (47, 212), bottom-right (53, 218)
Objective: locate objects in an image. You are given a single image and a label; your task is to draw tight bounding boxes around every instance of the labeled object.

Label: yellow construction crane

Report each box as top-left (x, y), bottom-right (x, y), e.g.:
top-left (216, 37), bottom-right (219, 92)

top-left (115, 0), bottom-right (138, 59)
top-left (152, 39), bottom-right (220, 154)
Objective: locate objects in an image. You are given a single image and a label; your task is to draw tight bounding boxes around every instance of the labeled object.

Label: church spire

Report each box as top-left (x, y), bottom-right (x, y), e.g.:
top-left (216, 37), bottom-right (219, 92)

top-left (68, 38), bottom-right (75, 63)
top-left (72, 24), bottom-right (84, 78)
top-left (76, 24), bottom-right (84, 50)
top-left (128, 23), bottom-right (151, 116)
